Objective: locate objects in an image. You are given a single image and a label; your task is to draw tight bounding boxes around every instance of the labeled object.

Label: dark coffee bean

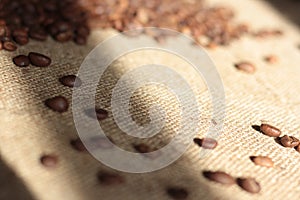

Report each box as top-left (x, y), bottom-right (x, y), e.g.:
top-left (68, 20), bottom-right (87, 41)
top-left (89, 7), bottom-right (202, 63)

top-left (167, 187), bottom-right (188, 200)
top-left (260, 124), bottom-right (281, 137)
top-left (59, 75), bottom-right (82, 87)
top-left (97, 172), bottom-right (124, 185)
top-left (250, 156), bottom-right (274, 168)
top-left (13, 55), bottom-right (30, 67)
top-left (12, 28), bottom-right (28, 37)
top-left (74, 36), bottom-right (87, 45)
top-left (235, 62), bottom-right (255, 73)
top-left (203, 171), bottom-right (235, 185)
top-left (85, 108), bottom-right (108, 120)
top-left (54, 21), bottom-right (72, 33)
top-left (40, 154), bottom-right (58, 168)
top-left (0, 20), bottom-right (5, 26)
top-left (45, 96), bottom-right (69, 113)
top-left (264, 55), bottom-right (278, 64)
top-left (280, 135), bottom-right (300, 148)
top-left (14, 36), bottom-right (29, 45)
top-left (76, 26), bottom-right (90, 37)
top-left (133, 143), bottom-right (151, 153)
top-left (28, 52), bottom-right (51, 67)
top-left (193, 138), bottom-right (218, 149)
top-left (0, 26), bottom-right (6, 37)
top-left (29, 29), bottom-right (48, 41)
top-left (237, 178), bottom-right (261, 194)
top-left (70, 138), bottom-right (86, 152)
top-left (1, 36), bottom-right (11, 42)
top-left (3, 41), bottom-right (17, 51)
top-left (55, 31), bottom-right (73, 42)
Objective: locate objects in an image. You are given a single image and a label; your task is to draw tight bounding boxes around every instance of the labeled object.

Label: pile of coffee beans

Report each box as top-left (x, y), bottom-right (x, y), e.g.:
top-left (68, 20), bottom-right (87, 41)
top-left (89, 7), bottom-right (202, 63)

top-left (203, 170), bottom-right (261, 194)
top-left (0, 0), bottom-right (90, 53)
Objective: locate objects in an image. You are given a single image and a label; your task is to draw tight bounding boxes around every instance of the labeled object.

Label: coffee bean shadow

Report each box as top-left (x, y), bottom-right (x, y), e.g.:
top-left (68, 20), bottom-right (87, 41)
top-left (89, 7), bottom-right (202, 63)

top-left (264, 0), bottom-right (300, 27)
top-left (0, 158), bottom-right (35, 200)
top-left (251, 125), bottom-right (261, 132)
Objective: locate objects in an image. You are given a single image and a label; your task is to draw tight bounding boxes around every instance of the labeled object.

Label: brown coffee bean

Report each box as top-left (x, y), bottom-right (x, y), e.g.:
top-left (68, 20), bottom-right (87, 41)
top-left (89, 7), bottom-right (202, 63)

top-left (260, 124), bottom-right (281, 137)
top-left (55, 31), bottom-right (73, 42)
top-left (97, 172), bottom-right (124, 185)
top-left (28, 52), bottom-right (51, 67)
top-left (45, 96), bottom-right (69, 113)
top-left (235, 62), bottom-right (256, 73)
top-left (29, 29), bottom-right (48, 41)
top-left (14, 36), bottom-right (29, 45)
top-left (3, 41), bottom-right (17, 51)
top-left (167, 187), bottom-right (188, 200)
top-left (59, 75), bottom-right (82, 87)
top-left (74, 36), bottom-right (87, 45)
top-left (13, 55), bottom-right (30, 67)
top-left (133, 143), bottom-right (151, 153)
top-left (203, 171), bottom-right (235, 185)
top-left (40, 154), bottom-right (58, 168)
top-left (12, 28), bottom-right (28, 37)
top-left (264, 55), bottom-right (278, 64)
top-left (237, 178), bottom-right (261, 194)
top-left (193, 138), bottom-right (218, 149)
top-left (280, 135), bottom-right (300, 148)
top-left (76, 26), bottom-right (90, 37)
top-left (0, 26), bottom-right (5, 37)
top-left (70, 138), bottom-right (86, 152)
top-left (250, 156), bottom-right (274, 168)
top-left (85, 108), bottom-right (108, 120)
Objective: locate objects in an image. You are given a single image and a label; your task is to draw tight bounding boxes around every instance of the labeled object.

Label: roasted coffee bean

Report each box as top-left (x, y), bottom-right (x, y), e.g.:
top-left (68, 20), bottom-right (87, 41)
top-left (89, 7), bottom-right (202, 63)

top-left (13, 55), bottom-right (30, 67)
top-left (264, 55), bottom-right (278, 64)
top-left (55, 31), bottom-right (73, 42)
top-left (76, 26), bottom-right (90, 37)
top-left (280, 135), bottom-right (300, 148)
top-left (59, 75), bottom-right (82, 87)
top-left (167, 187), bottom-right (189, 200)
top-left (12, 28), bottom-right (28, 37)
top-left (14, 36), bottom-right (29, 45)
top-left (70, 138), bottom-right (86, 152)
top-left (203, 171), bottom-right (235, 185)
top-left (133, 143), bottom-right (151, 153)
top-left (29, 29), bottom-right (48, 41)
top-left (260, 124), bottom-right (281, 137)
top-left (235, 62), bottom-right (256, 73)
top-left (45, 96), bottom-right (69, 113)
top-left (85, 108), bottom-right (108, 120)
top-left (28, 52), bottom-right (51, 67)
top-left (97, 172), bottom-right (124, 185)
top-left (0, 26), bottom-right (6, 37)
top-left (250, 156), bottom-right (274, 168)
top-left (74, 36), bottom-right (87, 45)
top-left (237, 178), bottom-right (261, 194)
top-left (40, 154), bottom-right (58, 168)
top-left (3, 41), bottom-right (17, 51)
top-left (193, 138), bottom-right (218, 149)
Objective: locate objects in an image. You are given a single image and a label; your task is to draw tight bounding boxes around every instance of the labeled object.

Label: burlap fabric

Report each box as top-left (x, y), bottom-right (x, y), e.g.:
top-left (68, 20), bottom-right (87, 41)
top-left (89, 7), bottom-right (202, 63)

top-left (0, 0), bottom-right (300, 199)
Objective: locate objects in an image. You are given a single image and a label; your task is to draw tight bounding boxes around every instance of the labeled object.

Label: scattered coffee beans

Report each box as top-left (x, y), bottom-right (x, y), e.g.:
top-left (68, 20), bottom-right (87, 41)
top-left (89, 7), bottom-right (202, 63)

top-left (237, 178), bottom-right (261, 194)
top-left (28, 52), bottom-right (51, 67)
top-left (97, 172), bottom-right (124, 185)
top-left (264, 55), bottom-right (278, 64)
top-left (70, 138), bottom-right (86, 152)
top-left (235, 62), bottom-right (256, 73)
top-left (45, 96), bottom-right (69, 113)
top-left (166, 187), bottom-right (189, 200)
top-left (260, 124), bottom-right (281, 137)
top-left (59, 75), bottom-right (82, 87)
top-left (193, 138), bottom-right (218, 149)
top-left (85, 108), bottom-right (108, 120)
top-left (250, 156), bottom-right (274, 168)
top-left (13, 55), bottom-right (30, 67)
top-left (40, 154), bottom-right (58, 168)
top-left (203, 171), bottom-right (235, 185)
top-left (280, 135), bottom-right (300, 148)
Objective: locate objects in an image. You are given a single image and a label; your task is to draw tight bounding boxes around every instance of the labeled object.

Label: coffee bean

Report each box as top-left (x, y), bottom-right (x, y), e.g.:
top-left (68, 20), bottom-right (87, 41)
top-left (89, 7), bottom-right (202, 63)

top-left (12, 28), bottom-right (28, 37)
top-left (55, 31), bottom-right (73, 42)
top-left (59, 75), bottom-right (82, 87)
top-left (13, 55), bottom-right (30, 67)
top-left (264, 55), bottom-right (278, 64)
top-left (250, 156), bottom-right (274, 168)
top-left (0, 26), bottom-right (5, 37)
top-left (133, 143), bottom-right (151, 153)
top-left (167, 187), bottom-right (188, 200)
top-left (85, 108), bottom-right (108, 120)
top-left (76, 26), bottom-right (90, 37)
top-left (280, 135), bottom-right (300, 148)
top-left (193, 138), bottom-right (218, 149)
top-left (237, 178), bottom-right (261, 194)
top-left (203, 171), bottom-right (235, 185)
top-left (3, 41), bottom-right (17, 51)
top-left (45, 96), bottom-right (69, 113)
top-left (74, 36), bottom-right (87, 45)
top-left (97, 172), bottom-right (124, 185)
top-left (28, 52), bottom-right (51, 67)
top-left (260, 124), bottom-right (281, 137)
top-left (70, 138), bottom-right (86, 152)
top-left (14, 36), bottom-right (29, 45)
top-left (235, 62), bottom-right (256, 73)
top-left (40, 154), bottom-right (58, 168)
top-left (29, 29), bottom-right (48, 41)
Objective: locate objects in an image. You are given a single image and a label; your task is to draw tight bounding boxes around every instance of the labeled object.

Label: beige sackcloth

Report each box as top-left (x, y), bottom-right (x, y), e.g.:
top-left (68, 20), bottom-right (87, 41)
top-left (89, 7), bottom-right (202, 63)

top-left (0, 0), bottom-right (300, 199)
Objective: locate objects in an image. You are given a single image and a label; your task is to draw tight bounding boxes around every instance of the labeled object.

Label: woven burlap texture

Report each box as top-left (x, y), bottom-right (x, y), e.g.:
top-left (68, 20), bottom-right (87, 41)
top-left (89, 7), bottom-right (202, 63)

top-left (0, 0), bottom-right (300, 199)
